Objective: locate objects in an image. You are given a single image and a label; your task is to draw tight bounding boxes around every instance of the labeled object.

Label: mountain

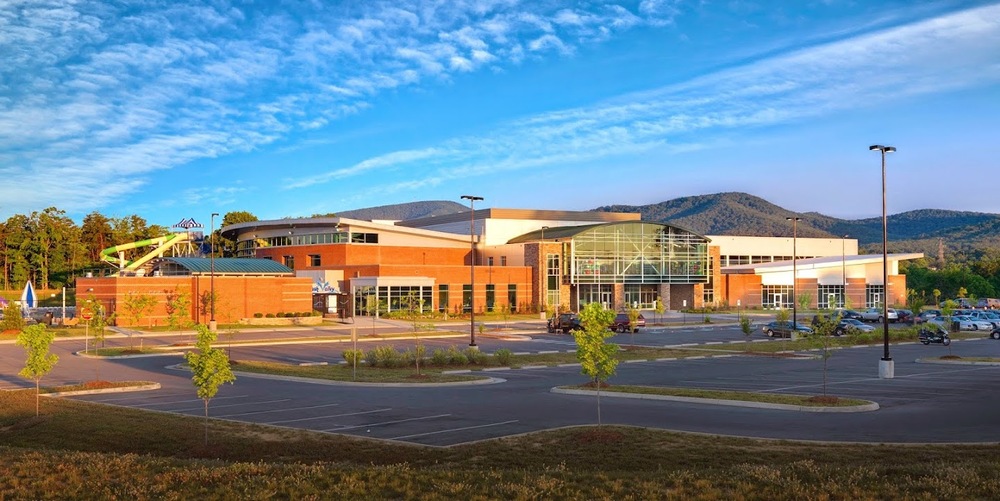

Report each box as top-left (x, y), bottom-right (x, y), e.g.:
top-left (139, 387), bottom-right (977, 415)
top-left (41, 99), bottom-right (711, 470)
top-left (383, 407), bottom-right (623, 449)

top-left (592, 192), bottom-right (1000, 256)
top-left (337, 200), bottom-right (469, 221)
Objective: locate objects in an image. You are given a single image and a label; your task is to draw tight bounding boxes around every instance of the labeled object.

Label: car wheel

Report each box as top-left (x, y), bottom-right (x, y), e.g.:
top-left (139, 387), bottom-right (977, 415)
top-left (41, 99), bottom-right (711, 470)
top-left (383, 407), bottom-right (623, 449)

top-left (834, 329), bottom-right (843, 337)
top-left (991, 331), bottom-right (1000, 340)
top-left (618, 325), bottom-right (627, 333)
top-left (562, 328), bottom-right (570, 334)
top-left (973, 324), bottom-right (979, 330)
top-left (766, 329), bottom-right (774, 337)
top-left (877, 316), bottom-right (884, 323)
top-left (943, 337), bottom-right (951, 346)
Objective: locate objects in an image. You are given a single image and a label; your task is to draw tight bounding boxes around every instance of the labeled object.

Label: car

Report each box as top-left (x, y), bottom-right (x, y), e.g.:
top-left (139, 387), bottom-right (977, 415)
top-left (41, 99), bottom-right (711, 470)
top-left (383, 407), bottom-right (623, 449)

top-left (834, 309), bottom-right (864, 321)
top-left (859, 307), bottom-right (898, 323)
top-left (950, 315), bottom-right (993, 331)
top-left (834, 318), bottom-right (875, 336)
top-left (916, 310), bottom-right (941, 322)
top-left (546, 313), bottom-right (581, 334)
top-left (976, 298), bottom-right (1000, 309)
top-left (610, 312), bottom-right (646, 333)
top-left (895, 309), bottom-right (916, 323)
top-left (761, 320), bottom-right (814, 338)
top-left (968, 310), bottom-right (1000, 329)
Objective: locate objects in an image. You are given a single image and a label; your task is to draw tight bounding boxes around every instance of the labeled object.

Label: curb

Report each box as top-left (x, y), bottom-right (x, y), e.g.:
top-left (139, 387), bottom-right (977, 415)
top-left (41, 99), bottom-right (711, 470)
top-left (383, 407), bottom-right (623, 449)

top-left (166, 364), bottom-right (505, 388)
top-left (916, 357), bottom-right (1000, 366)
top-left (42, 382), bottom-right (161, 397)
top-left (550, 387), bottom-right (879, 413)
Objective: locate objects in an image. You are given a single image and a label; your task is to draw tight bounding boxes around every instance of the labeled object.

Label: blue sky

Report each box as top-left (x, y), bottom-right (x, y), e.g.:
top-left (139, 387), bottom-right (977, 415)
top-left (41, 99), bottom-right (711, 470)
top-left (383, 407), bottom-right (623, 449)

top-left (2, 0), bottom-right (999, 227)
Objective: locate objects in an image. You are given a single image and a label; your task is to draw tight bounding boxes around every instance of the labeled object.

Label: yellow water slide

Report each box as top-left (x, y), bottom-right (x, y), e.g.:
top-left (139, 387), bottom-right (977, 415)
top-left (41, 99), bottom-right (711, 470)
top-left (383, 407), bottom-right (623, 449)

top-left (99, 232), bottom-right (193, 272)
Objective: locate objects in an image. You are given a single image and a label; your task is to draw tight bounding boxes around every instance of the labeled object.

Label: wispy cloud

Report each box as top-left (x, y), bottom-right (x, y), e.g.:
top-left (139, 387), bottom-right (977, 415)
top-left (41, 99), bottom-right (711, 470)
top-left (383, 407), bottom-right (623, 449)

top-left (295, 3), bottom-right (1000, 196)
top-left (0, 0), bottom-right (671, 218)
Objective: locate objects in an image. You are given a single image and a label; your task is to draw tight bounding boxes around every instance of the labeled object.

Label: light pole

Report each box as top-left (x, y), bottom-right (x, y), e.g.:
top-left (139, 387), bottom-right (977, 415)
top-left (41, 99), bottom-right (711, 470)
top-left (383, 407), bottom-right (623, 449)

top-left (461, 195), bottom-right (483, 348)
top-left (842, 234), bottom-right (848, 308)
top-left (210, 212), bottom-right (219, 332)
top-left (786, 216), bottom-right (801, 334)
top-left (871, 144), bottom-right (896, 378)
top-left (540, 225), bottom-right (548, 314)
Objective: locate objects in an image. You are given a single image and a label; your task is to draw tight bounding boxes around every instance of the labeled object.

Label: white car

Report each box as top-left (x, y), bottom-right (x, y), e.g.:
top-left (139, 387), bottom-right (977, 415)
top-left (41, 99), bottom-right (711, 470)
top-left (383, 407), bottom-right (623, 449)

top-left (951, 315), bottom-right (994, 331)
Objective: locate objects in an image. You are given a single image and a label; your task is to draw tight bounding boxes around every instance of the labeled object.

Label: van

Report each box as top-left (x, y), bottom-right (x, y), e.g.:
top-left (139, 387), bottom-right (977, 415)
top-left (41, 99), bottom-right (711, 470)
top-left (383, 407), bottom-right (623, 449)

top-left (976, 298), bottom-right (1000, 309)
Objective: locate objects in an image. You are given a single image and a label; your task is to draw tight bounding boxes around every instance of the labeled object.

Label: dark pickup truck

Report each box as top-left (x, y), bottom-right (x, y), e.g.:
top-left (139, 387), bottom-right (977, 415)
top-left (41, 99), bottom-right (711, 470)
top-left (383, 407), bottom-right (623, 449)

top-left (547, 313), bottom-right (581, 334)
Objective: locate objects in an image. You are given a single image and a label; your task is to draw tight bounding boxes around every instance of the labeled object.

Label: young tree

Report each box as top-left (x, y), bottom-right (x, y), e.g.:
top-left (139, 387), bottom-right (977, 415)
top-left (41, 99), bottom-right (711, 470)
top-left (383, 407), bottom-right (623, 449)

top-left (165, 290), bottom-right (193, 331)
top-left (121, 292), bottom-right (156, 349)
top-left (907, 289), bottom-right (926, 326)
top-left (797, 292), bottom-right (812, 314)
top-left (573, 302), bottom-right (618, 425)
top-left (185, 324), bottom-right (236, 446)
top-left (808, 312), bottom-right (841, 398)
top-left (740, 313), bottom-right (754, 352)
top-left (626, 305), bottom-right (641, 347)
top-left (86, 297), bottom-right (111, 350)
top-left (402, 292), bottom-right (430, 375)
top-left (17, 324), bottom-right (59, 416)
top-left (933, 289), bottom-right (942, 306)
top-left (654, 298), bottom-right (666, 325)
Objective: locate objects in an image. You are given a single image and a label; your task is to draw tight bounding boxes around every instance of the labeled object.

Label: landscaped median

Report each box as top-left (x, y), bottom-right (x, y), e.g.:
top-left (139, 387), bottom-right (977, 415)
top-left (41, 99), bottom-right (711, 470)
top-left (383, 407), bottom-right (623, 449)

top-left (552, 384), bottom-right (879, 412)
top-left (917, 355), bottom-right (1000, 365)
top-left (39, 380), bottom-right (161, 397)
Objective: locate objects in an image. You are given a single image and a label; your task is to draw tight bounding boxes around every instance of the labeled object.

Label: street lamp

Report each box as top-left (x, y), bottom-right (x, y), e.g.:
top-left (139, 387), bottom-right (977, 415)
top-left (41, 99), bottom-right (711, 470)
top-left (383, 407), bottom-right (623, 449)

top-left (210, 212), bottom-right (219, 332)
top-left (540, 225), bottom-right (549, 313)
top-left (461, 195), bottom-right (483, 348)
top-left (842, 234), bottom-right (848, 308)
top-left (786, 216), bottom-right (801, 334)
top-left (871, 144), bottom-right (896, 379)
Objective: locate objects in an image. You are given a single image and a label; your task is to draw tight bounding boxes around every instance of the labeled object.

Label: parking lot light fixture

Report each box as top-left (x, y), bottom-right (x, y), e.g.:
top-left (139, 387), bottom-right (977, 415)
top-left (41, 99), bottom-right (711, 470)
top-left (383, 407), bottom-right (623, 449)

top-left (871, 144), bottom-right (896, 379)
top-left (786, 216), bottom-right (801, 333)
top-left (461, 195), bottom-right (484, 348)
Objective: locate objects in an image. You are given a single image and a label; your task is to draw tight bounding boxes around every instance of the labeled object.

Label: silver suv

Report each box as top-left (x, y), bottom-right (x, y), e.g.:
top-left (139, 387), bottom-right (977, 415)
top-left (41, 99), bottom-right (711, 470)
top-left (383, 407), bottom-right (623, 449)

top-left (860, 307), bottom-right (898, 323)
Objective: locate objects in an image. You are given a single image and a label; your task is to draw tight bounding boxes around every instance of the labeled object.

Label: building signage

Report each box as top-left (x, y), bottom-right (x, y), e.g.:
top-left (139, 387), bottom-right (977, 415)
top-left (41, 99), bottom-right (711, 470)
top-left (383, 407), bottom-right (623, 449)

top-left (172, 217), bottom-right (204, 230)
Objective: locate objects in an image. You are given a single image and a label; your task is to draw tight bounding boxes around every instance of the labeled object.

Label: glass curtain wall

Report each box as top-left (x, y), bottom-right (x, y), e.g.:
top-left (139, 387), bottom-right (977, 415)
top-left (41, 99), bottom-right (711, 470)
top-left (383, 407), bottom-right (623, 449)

top-left (817, 285), bottom-right (845, 309)
top-left (353, 285), bottom-right (433, 316)
top-left (570, 223), bottom-right (709, 285)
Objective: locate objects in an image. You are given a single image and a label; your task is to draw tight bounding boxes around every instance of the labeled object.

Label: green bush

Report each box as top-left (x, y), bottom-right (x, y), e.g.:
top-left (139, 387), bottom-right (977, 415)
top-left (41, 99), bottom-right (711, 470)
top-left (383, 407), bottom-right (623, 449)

top-left (1, 303), bottom-right (25, 331)
top-left (372, 345), bottom-right (403, 368)
top-left (342, 349), bottom-right (363, 366)
top-left (363, 348), bottom-right (379, 368)
top-left (493, 348), bottom-right (513, 366)
top-left (464, 347), bottom-right (488, 365)
top-left (253, 312), bottom-right (263, 318)
top-left (404, 345), bottom-right (427, 366)
top-left (264, 313), bottom-right (275, 318)
top-left (446, 345), bottom-right (467, 366)
top-left (430, 349), bottom-right (449, 366)
top-left (277, 312), bottom-right (286, 318)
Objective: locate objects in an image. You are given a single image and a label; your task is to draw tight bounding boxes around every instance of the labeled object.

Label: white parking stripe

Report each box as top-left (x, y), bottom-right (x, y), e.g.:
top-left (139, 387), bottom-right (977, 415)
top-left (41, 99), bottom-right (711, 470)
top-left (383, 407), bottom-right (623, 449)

top-left (325, 413), bottom-right (451, 432)
top-left (128, 395), bottom-right (250, 407)
top-left (216, 401), bottom-right (337, 418)
top-left (268, 408), bottom-right (391, 425)
top-left (172, 398), bottom-right (292, 413)
top-left (390, 420), bottom-right (519, 440)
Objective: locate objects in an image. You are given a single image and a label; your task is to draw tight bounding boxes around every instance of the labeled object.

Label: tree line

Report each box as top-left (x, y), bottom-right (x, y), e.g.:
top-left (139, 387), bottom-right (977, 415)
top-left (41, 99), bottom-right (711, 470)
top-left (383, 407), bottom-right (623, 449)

top-left (0, 208), bottom-right (258, 291)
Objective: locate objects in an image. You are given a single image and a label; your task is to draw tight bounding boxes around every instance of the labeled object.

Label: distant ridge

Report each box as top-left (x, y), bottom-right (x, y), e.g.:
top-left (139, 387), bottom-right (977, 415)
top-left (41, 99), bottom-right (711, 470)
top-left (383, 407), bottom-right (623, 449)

top-left (336, 193), bottom-right (1000, 257)
top-left (337, 200), bottom-right (468, 221)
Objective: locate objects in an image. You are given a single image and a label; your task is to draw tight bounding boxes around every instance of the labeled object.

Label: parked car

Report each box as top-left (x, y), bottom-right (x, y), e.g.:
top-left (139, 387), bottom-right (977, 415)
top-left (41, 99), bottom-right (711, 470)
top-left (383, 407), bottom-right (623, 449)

top-left (916, 310), bottom-right (941, 322)
top-left (968, 310), bottom-right (1000, 329)
top-left (976, 298), bottom-right (1000, 309)
top-left (859, 307), bottom-right (898, 323)
top-left (895, 309), bottom-right (916, 323)
top-left (610, 312), bottom-right (646, 332)
top-left (834, 318), bottom-right (875, 336)
top-left (761, 320), bottom-right (814, 338)
top-left (950, 315), bottom-right (993, 331)
top-left (547, 313), bottom-right (581, 334)
top-left (834, 309), bottom-right (864, 321)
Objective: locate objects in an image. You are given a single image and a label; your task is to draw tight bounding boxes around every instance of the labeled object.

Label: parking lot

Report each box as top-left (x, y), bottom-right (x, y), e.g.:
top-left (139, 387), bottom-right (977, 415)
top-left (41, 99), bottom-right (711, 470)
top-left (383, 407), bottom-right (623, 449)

top-left (4, 320), bottom-right (1000, 446)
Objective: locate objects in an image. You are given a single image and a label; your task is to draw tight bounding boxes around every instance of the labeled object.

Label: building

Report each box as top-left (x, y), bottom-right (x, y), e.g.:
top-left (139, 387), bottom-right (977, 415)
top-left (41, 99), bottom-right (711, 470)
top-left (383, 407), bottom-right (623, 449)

top-left (222, 208), bottom-right (921, 315)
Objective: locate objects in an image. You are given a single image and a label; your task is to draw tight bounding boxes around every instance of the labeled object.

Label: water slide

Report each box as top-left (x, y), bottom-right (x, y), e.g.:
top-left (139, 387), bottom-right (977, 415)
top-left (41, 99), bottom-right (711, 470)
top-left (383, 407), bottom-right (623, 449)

top-left (99, 232), bottom-right (194, 272)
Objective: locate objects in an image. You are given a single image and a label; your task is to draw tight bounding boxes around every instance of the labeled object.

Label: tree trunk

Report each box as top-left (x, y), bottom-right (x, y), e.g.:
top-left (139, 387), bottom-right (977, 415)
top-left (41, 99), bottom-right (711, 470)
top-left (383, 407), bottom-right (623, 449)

top-left (35, 379), bottom-right (40, 416)
top-left (204, 399), bottom-right (209, 446)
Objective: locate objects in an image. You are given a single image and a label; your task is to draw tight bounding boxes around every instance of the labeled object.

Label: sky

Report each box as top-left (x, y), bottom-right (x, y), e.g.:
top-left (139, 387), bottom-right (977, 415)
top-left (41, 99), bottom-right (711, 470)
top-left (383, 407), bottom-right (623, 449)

top-left (2, 0), bottom-right (999, 228)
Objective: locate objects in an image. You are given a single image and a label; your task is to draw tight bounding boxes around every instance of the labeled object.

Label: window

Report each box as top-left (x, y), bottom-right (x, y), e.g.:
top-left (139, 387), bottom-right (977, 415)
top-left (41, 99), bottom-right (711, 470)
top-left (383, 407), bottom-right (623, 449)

top-left (508, 284), bottom-right (517, 312)
top-left (350, 232), bottom-right (378, 243)
top-left (866, 285), bottom-right (885, 308)
top-left (486, 284), bottom-right (495, 312)
top-left (309, 254), bottom-right (321, 267)
top-left (487, 256), bottom-right (494, 266)
top-left (283, 255), bottom-right (295, 269)
top-left (546, 253), bottom-right (560, 308)
top-left (463, 285), bottom-right (472, 313)
top-left (570, 223), bottom-right (709, 285)
top-left (438, 285), bottom-right (449, 313)
top-left (501, 256), bottom-right (507, 266)
top-left (761, 285), bottom-right (794, 309)
top-left (817, 285), bottom-right (845, 309)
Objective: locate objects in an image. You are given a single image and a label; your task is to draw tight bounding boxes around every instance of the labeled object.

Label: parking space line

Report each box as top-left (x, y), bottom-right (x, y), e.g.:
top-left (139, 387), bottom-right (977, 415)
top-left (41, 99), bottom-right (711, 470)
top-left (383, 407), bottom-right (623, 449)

top-left (326, 413), bottom-right (451, 432)
top-left (268, 408), bottom-right (391, 425)
top-left (172, 398), bottom-right (292, 413)
top-left (216, 401), bottom-right (338, 418)
top-left (128, 395), bottom-right (251, 408)
top-left (390, 419), bottom-right (520, 440)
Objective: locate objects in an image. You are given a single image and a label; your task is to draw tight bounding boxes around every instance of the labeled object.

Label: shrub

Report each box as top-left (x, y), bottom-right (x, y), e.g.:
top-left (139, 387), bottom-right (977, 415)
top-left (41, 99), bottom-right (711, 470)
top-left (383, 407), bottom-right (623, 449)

top-left (464, 347), bottom-right (488, 365)
top-left (372, 345), bottom-right (402, 368)
top-left (342, 349), bottom-right (363, 366)
top-left (264, 313), bottom-right (275, 318)
top-left (253, 312), bottom-right (263, 318)
top-left (404, 345), bottom-right (427, 366)
top-left (493, 348), bottom-right (513, 366)
top-left (430, 349), bottom-right (449, 366)
top-left (277, 312), bottom-right (286, 318)
top-left (446, 345), bottom-right (467, 366)
top-left (364, 348), bottom-right (379, 368)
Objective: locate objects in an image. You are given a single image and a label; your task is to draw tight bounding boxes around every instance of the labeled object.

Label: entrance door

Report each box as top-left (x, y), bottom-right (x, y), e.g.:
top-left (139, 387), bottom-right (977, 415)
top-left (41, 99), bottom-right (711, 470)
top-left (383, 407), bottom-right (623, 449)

top-left (827, 293), bottom-right (838, 309)
top-left (870, 292), bottom-right (881, 308)
top-left (600, 290), bottom-right (613, 309)
top-left (771, 293), bottom-right (784, 309)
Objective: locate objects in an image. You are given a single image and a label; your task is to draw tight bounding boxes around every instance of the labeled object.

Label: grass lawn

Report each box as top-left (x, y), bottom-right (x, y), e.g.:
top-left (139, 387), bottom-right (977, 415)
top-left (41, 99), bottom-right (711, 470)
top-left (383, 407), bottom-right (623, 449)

top-left (2, 390), bottom-right (999, 499)
top-left (564, 384), bottom-right (872, 407)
